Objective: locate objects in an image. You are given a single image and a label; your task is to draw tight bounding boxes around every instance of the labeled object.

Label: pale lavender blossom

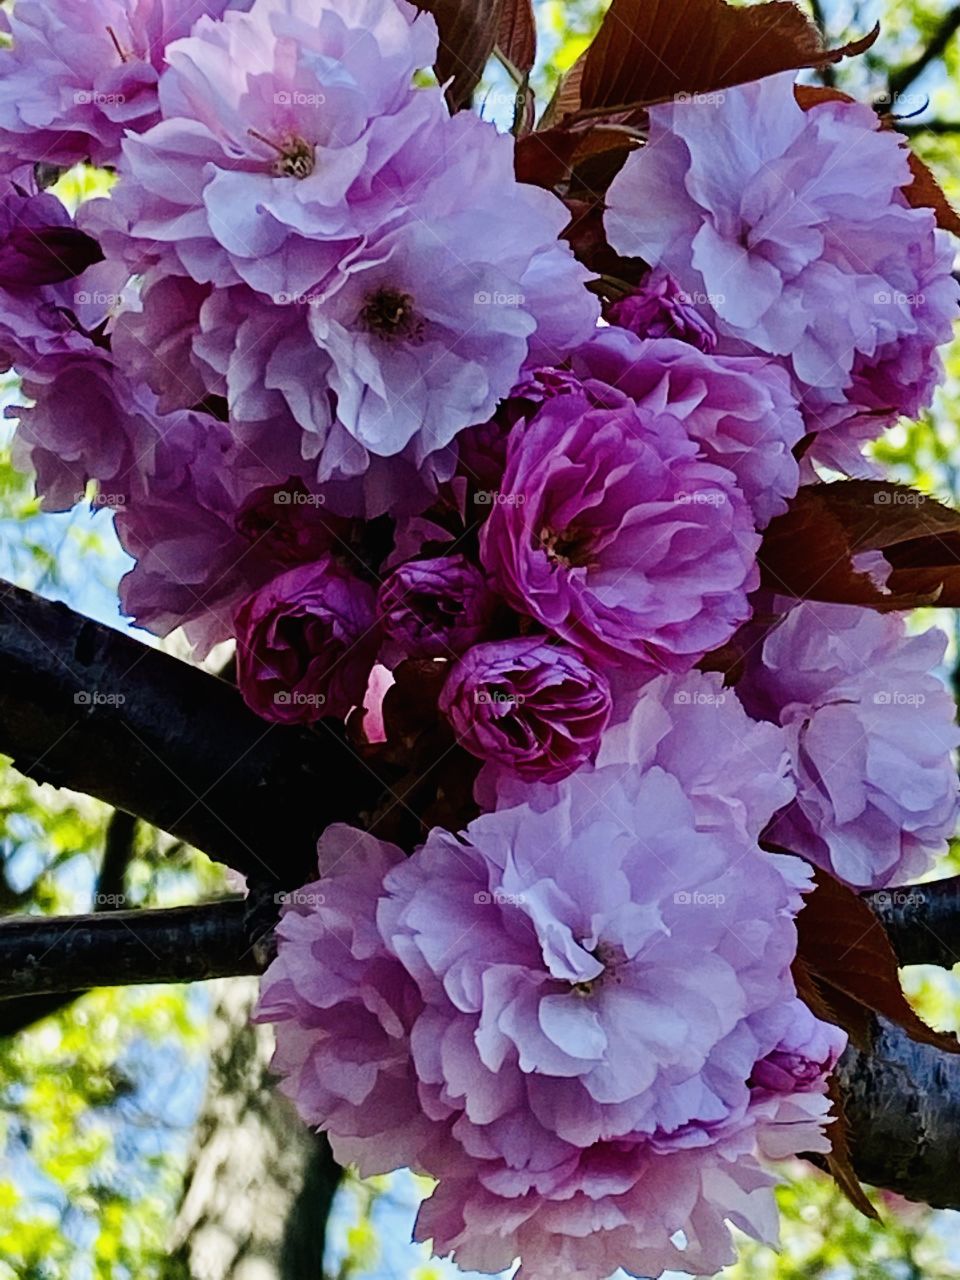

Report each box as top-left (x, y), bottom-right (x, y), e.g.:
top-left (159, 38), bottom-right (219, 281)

top-left (256, 768), bottom-right (839, 1280)
top-left (606, 72), bottom-right (959, 469)
top-left (739, 602), bottom-right (960, 888)
top-left (0, 0), bottom-right (252, 168)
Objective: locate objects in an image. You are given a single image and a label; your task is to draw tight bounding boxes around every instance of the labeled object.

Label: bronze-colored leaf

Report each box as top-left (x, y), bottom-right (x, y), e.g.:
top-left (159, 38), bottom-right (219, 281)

top-left (497, 0), bottom-right (536, 74)
top-left (416, 0), bottom-right (502, 110)
top-left (539, 53), bottom-right (588, 130)
top-left (904, 151), bottom-right (960, 238)
top-left (570, 0), bottom-right (877, 119)
top-left (759, 480), bottom-right (960, 609)
top-left (823, 1073), bottom-right (881, 1219)
top-left (797, 869), bottom-right (960, 1055)
top-left (792, 955), bottom-right (874, 1051)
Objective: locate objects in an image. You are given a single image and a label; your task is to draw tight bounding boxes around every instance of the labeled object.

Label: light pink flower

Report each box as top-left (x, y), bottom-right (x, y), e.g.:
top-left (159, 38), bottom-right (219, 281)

top-left (606, 72), bottom-right (959, 470)
top-left (740, 602), bottom-right (960, 888)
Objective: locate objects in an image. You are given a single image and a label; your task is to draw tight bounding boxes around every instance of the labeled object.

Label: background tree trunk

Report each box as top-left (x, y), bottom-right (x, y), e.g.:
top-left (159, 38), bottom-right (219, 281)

top-left (164, 978), bottom-right (342, 1280)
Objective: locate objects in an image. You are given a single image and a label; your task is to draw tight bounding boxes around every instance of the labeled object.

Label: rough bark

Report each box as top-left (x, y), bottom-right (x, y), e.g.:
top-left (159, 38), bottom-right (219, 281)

top-left (164, 978), bottom-right (342, 1280)
top-left (863, 877), bottom-right (960, 968)
top-left (0, 808), bottom-right (138, 1034)
top-left (0, 901), bottom-right (268, 998)
top-left (837, 1016), bottom-right (960, 1209)
top-left (0, 581), bottom-right (380, 888)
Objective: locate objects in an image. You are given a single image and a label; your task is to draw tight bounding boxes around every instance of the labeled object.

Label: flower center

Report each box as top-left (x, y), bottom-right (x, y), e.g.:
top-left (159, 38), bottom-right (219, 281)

top-left (361, 288), bottom-right (423, 342)
top-left (539, 525), bottom-right (596, 571)
top-left (571, 941), bottom-right (623, 996)
top-left (248, 129), bottom-right (316, 179)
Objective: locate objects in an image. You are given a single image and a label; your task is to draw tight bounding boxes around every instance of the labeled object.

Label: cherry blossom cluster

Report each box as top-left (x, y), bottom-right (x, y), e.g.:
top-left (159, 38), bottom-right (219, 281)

top-left (1, 0), bottom-right (958, 1275)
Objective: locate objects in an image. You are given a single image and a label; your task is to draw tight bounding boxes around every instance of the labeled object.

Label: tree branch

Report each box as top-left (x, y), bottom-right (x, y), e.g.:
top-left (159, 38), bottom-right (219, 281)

top-left (837, 1017), bottom-right (960, 1209)
top-left (0, 809), bottom-right (139, 1035)
top-left (0, 581), bottom-right (382, 887)
top-left (0, 901), bottom-right (266, 999)
top-left (886, 7), bottom-right (960, 102)
top-left (863, 877), bottom-right (960, 968)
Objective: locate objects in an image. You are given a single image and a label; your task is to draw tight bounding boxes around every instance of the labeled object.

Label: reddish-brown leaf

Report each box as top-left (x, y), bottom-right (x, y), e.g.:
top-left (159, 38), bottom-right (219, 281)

top-left (416, 0), bottom-right (502, 110)
top-left (759, 480), bottom-right (960, 609)
top-left (497, 0), bottom-right (537, 74)
top-left (823, 1073), bottom-right (881, 1219)
top-left (792, 955), bottom-right (874, 1051)
top-left (570, 0), bottom-right (877, 118)
top-left (797, 870), bottom-right (960, 1055)
top-left (539, 53), bottom-right (588, 130)
top-left (904, 151), bottom-right (960, 237)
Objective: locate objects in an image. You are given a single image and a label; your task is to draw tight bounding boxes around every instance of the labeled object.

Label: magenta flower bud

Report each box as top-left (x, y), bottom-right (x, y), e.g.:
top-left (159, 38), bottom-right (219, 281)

top-left (752, 1003), bottom-right (847, 1093)
top-left (378, 555), bottom-right (497, 659)
top-left (0, 221), bottom-right (103, 288)
top-left (0, 189), bottom-right (103, 291)
top-left (235, 559), bottom-right (379, 724)
top-left (605, 268), bottom-right (717, 353)
top-left (439, 637), bottom-right (612, 782)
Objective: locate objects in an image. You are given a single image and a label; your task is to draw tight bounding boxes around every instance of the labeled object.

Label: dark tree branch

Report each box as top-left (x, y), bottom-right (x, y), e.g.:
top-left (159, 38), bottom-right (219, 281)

top-left (0, 809), bottom-right (139, 1035)
top-left (0, 900), bottom-right (267, 999)
top-left (863, 877), bottom-right (960, 969)
top-left (885, 7), bottom-right (960, 102)
top-left (838, 1017), bottom-right (960, 1209)
top-left (0, 581), bottom-right (381, 888)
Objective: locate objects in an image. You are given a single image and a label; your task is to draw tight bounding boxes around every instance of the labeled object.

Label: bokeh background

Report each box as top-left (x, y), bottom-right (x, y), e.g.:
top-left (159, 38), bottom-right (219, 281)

top-left (3, 1), bottom-right (960, 1277)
